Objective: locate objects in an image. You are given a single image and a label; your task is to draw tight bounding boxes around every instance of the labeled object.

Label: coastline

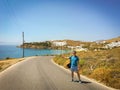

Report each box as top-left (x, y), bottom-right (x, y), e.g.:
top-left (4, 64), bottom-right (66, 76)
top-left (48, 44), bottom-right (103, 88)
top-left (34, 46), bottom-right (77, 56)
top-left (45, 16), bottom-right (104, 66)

top-left (0, 45), bottom-right (70, 60)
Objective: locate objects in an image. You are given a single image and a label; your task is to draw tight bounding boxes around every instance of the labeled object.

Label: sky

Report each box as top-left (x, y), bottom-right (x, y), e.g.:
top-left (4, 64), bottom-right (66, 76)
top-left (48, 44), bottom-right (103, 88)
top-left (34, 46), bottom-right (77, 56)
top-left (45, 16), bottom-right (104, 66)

top-left (0, 0), bottom-right (120, 45)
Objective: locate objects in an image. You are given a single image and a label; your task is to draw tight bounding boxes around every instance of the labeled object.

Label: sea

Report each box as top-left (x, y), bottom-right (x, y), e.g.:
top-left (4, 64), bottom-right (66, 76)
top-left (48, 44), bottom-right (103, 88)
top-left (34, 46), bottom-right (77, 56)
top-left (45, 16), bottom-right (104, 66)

top-left (0, 45), bottom-right (70, 60)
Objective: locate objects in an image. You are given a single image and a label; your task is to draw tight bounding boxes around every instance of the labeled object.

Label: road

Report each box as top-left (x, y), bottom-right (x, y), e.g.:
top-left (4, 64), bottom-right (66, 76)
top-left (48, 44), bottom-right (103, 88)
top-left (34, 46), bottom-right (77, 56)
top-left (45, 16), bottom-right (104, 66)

top-left (0, 56), bottom-right (114, 90)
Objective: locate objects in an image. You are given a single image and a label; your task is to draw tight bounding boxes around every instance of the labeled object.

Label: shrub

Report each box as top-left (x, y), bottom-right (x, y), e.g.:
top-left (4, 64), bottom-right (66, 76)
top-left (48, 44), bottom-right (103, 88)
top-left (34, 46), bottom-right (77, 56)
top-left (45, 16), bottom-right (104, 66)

top-left (79, 59), bottom-right (85, 67)
top-left (6, 57), bottom-right (10, 60)
top-left (90, 68), bottom-right (120, 89)
top-left (90, 67), bottom-right (111, 82)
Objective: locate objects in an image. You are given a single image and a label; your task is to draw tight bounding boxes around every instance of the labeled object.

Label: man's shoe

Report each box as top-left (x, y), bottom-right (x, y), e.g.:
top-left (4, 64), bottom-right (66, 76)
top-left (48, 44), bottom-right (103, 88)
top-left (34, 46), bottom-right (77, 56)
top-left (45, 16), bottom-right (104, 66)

top-left (79, 80), bottom-right (82, 83)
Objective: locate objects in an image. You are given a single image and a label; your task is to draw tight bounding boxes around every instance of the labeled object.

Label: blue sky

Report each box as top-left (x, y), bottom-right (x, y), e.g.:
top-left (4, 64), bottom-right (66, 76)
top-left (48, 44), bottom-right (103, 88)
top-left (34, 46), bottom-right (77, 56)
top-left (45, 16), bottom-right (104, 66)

top-left (0, 0), bottom-right (120, 45)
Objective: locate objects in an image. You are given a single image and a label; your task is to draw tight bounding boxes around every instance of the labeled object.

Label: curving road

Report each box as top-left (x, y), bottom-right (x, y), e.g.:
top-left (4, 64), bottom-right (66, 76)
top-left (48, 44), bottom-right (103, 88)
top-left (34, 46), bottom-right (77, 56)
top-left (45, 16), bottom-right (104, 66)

top-left (0, 56), bottom-right (114, 90)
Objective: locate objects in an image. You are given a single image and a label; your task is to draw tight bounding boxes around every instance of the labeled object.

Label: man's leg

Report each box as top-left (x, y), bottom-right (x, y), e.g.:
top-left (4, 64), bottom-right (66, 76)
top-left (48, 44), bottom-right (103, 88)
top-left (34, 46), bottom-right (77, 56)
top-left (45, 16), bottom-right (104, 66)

top-left (76, 71), bottom-right (80, 81)
top-left (71, 71), bottom-right (74, 81)
top-left (76, 71), bottom-right (82, 83)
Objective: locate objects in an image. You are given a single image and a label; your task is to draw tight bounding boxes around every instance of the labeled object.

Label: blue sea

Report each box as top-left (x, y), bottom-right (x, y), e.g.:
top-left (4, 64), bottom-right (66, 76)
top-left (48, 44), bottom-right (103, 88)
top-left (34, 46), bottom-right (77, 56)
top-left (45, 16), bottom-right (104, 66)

top-left (0, 45), bottom-right (70, 60)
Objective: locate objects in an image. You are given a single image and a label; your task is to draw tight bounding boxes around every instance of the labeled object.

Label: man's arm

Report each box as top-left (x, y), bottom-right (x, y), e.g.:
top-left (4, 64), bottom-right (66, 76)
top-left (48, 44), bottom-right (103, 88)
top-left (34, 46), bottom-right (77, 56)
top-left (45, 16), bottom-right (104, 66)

top-left (77, 58), bottom-right (80, 70)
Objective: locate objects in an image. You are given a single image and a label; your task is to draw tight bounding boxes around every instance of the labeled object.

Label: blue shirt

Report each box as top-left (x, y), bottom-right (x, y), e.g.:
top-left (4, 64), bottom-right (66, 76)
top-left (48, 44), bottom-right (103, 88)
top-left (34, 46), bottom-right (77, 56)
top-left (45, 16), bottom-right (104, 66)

top-left (69, 56), bottom-right (79, 67)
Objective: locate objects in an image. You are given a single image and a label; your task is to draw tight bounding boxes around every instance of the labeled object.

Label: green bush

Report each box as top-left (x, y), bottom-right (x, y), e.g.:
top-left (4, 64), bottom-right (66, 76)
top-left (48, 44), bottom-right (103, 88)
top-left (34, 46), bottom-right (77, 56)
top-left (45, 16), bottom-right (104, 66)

top-left (79, 59), bottom-right (85, 67)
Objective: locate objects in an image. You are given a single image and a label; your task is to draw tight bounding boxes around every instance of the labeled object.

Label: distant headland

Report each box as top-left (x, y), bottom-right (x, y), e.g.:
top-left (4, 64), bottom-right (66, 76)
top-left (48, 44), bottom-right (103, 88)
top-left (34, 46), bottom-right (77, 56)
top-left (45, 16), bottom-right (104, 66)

top-left (18, 36), bottom-right (120, 51)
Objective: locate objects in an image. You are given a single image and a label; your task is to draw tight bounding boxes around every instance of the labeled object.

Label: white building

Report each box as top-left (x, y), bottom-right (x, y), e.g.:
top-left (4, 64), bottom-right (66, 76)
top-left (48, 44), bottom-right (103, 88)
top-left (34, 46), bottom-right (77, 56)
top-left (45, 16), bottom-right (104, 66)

top-left (95, 40), bottom-right (106, 44)
top-left (76, 48), bottom-right (88, 51)
top-left (52, 41), bottom-right (67, 46)
top-left (67, 45), bottom-right (88, 51)
top-left (105, 41), bottom-right (120, 49)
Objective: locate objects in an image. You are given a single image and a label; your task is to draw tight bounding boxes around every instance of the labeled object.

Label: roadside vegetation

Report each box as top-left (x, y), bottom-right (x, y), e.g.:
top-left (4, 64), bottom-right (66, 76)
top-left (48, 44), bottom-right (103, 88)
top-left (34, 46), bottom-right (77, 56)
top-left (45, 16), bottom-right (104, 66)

top-left (53, 47), bottom-right (120, 89)
top-left (0, 58), bottom-right (24, 72)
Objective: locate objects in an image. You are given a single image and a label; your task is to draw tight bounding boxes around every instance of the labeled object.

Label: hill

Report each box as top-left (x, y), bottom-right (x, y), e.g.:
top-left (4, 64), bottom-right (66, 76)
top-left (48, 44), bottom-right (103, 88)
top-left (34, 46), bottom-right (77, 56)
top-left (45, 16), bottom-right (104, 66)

top-left (106, 36), bottom-right (120, 43)
top-left (54, 47), bottom-right (120, 89)
top-left (19, 41), bottom-right (52, 49)
top-left (19, 39), bottom-right (92, 50)
top-left (19, 36), bottom-right (120, 51)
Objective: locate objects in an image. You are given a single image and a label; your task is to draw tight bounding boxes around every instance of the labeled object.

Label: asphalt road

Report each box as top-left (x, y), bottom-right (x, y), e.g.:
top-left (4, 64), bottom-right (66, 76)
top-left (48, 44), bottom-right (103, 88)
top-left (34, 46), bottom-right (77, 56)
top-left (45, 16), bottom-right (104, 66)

top-left (0, 56), bottom-right (114, 90)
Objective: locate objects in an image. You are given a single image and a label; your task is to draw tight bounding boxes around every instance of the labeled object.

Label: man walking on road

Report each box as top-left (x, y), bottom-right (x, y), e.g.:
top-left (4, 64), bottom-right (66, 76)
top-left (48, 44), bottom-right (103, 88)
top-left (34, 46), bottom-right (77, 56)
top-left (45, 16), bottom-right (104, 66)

top-left (63, 51), bottom-right (82, 83)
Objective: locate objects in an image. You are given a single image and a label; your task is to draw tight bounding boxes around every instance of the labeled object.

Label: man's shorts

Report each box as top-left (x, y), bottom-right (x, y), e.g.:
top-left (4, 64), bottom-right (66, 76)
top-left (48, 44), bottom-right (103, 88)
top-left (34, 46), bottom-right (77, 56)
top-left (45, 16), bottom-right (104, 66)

top-left (70, 66), bottom-right (78, 72)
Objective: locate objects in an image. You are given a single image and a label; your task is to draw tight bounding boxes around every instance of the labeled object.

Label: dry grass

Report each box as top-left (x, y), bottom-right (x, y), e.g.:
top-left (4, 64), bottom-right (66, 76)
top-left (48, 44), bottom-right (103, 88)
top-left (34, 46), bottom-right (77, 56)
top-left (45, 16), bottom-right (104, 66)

top-left (53, 47), bottom-right (120, 89)
top-left (106, 36), bottom-right (120, 43)
top-left (0, 58), bottom-right (24, 72)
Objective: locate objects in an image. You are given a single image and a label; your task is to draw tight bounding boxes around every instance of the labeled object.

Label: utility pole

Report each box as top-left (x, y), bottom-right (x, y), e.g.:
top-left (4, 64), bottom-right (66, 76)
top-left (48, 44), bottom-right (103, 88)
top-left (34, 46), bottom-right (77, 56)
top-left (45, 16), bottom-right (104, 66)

top-left (22, 32), bottom-right (24, 58)
top-left (61, 42), bottom-right (63, 55)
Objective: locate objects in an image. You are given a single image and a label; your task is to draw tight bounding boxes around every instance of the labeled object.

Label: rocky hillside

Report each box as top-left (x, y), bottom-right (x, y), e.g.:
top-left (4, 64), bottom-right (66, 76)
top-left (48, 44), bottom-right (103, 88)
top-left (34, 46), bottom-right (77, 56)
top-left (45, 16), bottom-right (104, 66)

top-left (106, 36), bottom-right (120, 43)
top-left (19, 36), bottom-right (120, 50)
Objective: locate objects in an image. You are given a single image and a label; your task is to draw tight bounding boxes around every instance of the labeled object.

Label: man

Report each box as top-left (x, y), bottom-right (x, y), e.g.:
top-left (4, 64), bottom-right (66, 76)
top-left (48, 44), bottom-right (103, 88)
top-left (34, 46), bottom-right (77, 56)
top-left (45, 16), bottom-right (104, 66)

top-left (63, 51), bottom-right (82, 83)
